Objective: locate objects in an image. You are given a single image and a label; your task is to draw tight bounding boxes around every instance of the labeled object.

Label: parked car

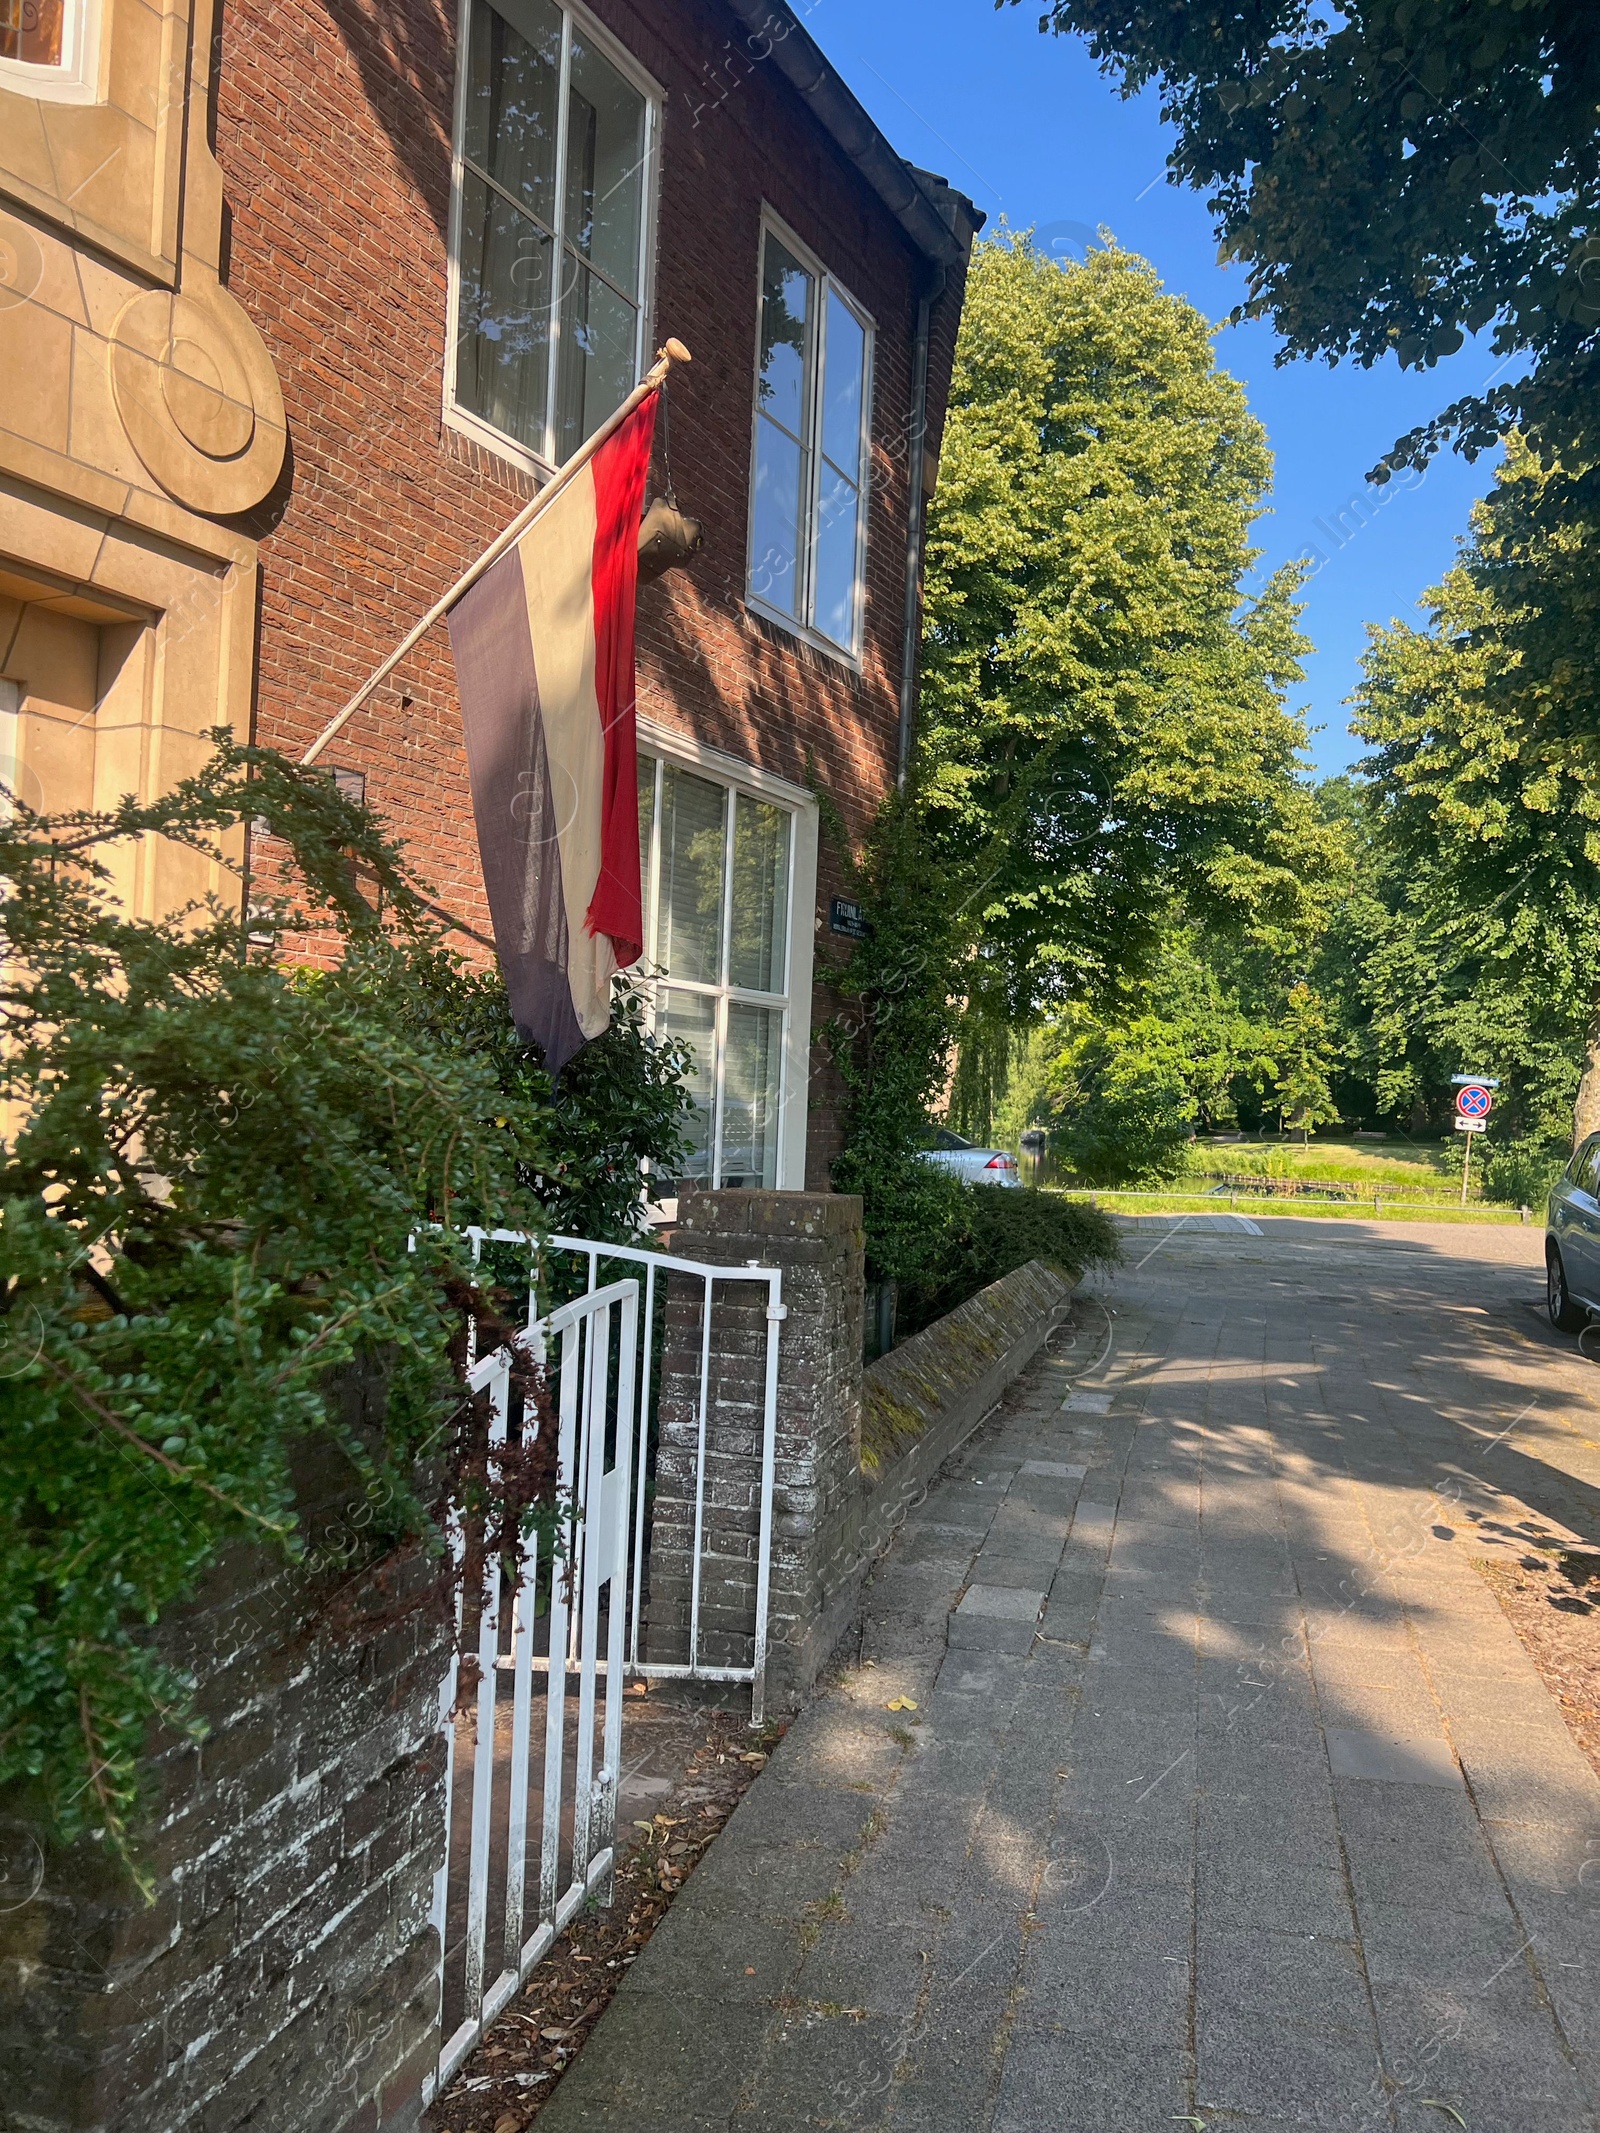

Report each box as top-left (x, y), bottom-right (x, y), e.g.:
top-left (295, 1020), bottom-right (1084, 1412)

top-left (1546, 1134), bottom-right (1600, 1329)
top-left (918, 1128), bottom-right (1022, 1188)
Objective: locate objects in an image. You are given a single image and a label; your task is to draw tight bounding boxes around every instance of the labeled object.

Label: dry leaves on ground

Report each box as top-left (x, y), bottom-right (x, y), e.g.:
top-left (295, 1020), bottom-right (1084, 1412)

top-left (1477, 1545), bottom-right (1600, 1780)
top-left (426, 1710), bottom-right (782, 2133)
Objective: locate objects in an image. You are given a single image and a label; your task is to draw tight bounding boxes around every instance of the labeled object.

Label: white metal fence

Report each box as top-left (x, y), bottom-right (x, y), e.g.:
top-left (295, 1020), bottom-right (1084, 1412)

top-left (424, 1230), bottom-right (784, 2100)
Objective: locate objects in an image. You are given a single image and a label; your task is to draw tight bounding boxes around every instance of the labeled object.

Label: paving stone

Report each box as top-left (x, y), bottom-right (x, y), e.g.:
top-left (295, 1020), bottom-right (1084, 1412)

top-left (953, 1583), bottom-right (1047, 1622)
top-left (528, 1225), bottom-right (1600, 2130)
top-left (1194, 2007), bottom-right (1385, 2126)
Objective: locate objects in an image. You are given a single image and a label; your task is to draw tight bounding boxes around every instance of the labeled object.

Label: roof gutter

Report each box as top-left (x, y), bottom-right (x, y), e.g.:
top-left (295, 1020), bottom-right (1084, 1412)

top-left (896, 263), bottom-right (943, 788)
top-left (717, 0), bottom-right (969, 271)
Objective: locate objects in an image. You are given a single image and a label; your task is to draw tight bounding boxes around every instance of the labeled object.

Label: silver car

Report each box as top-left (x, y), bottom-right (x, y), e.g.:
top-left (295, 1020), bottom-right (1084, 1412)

top-left (1546, 1134), bottom-right (1600, 1328)
top-left (918, 1128), bottom-right (1021, 1188)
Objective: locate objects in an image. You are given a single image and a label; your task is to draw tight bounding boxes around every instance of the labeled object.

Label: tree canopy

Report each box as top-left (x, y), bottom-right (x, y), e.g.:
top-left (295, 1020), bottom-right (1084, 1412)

top-left (1025, 0), bottom-right (1600, 485)
top-left (1351, 439), bottom-right (1600, 1145)
top-left (920, 235), bottom-right (1340, 1024)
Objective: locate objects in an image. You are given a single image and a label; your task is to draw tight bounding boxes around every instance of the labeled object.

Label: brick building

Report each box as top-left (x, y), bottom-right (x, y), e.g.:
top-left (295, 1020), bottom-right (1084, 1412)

top-left (0, 0), bottom-right (979, 1195)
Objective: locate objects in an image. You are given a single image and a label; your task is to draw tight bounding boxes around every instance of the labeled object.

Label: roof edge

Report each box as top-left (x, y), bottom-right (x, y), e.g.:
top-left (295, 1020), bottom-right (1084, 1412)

top-left (718, 0), bottom-right (984, 272)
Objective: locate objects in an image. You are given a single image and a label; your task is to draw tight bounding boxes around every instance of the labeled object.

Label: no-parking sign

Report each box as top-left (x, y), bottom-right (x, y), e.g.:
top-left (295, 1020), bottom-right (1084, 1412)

top-left (1455, 1083), bottom-right (1493, 1121)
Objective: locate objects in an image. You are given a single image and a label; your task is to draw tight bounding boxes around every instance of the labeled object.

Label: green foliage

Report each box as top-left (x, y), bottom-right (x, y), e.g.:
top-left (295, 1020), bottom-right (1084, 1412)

top-left (1028, 0), bottom-right (1600, 490)
top-left (1480, 1137), bottom-right (1569, 1211)
top-left (921, 234), bottom-right (1340, 1032)
top-left (1035, 928), bottom-right (1287, 1184)
top-left (396, 958), bottom-right (693, 1245)
top-left (1273, 983), bottom-right (1342, 1142)
top-left (1048, 1016), bottom-right (1200, 1185)
top-left (1351, 441), bottom-right (1600, 1144)
top-left (821, 789), bottom-right (973, 1286)
top-left (0, 738), bottom-right (687, 1866)
top-left (899, 1186), bottom-right (1121, 1337)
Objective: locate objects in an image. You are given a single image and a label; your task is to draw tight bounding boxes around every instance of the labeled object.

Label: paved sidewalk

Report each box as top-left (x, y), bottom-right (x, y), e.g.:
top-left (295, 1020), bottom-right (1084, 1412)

top-left (540, 1220), bottom-right (1600, 2131)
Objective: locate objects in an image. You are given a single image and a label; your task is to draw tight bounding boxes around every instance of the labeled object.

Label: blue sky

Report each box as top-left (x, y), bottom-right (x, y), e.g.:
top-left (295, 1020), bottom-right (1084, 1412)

top-left (813, 0), bottom-right (1513, 775)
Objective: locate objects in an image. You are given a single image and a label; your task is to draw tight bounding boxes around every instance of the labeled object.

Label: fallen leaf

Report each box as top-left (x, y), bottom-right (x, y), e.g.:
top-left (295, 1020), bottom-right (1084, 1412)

top-left (494, 2116), bottom-right (524, 2133)
top-left (885, 1696), bottom-right (919, 1712)
top-left (540, 2025), bottom-right (572, 2042)
top-left (1419, 2107), bottom-right (1468, 2130)
top-left (745, 1966), bottom-right (757, 1976)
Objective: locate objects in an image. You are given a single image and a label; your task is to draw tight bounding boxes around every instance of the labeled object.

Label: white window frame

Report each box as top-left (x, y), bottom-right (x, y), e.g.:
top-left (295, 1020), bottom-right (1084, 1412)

top-left (635, 718), bottom-right (818, 1195)
top-left (442, 0), bottom-right (661, 478)
top-left (0, 0), bottom-right (102, 101)
top-left (745, 206), bottom-right (875, 665)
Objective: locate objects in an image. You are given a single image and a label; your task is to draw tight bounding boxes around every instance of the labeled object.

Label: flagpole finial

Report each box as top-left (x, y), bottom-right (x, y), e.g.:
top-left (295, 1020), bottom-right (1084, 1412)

top-left (647, 339), bottom-right (692, 387)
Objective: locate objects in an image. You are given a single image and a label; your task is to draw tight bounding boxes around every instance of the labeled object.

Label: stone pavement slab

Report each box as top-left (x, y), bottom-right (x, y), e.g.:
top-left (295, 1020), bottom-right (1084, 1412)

top-left (537, 1222), bottom-right (1600, 2132)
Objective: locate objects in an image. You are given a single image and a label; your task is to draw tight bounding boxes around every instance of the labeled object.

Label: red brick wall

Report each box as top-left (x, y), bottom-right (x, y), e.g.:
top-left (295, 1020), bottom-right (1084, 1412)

top-left (215, 0), bottom-right (967, 1187)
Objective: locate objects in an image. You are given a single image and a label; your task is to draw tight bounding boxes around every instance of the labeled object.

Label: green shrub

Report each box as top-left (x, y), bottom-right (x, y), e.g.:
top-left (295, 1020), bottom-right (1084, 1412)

top-left (898, 1186), bottom-right (1120, 1337)
top-left (0, 737), bottom-right (690, 1870)
top-left (1480, 1137), bottom-right (1569, 1210)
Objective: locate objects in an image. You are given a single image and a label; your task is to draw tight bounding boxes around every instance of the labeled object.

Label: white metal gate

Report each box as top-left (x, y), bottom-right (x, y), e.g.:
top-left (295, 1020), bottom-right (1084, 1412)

top-left (424, 1231), bottom-right (784, 2100)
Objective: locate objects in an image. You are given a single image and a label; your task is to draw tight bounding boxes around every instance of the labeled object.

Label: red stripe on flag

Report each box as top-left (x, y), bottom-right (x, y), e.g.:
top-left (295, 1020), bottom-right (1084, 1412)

top-left (585, 393), bottom-right (658, 966)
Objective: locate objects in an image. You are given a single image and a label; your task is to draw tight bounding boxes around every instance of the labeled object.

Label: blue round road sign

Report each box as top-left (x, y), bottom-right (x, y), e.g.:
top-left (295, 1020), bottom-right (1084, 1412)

top-left (1456, 1084), bottom-right (1493, 1119)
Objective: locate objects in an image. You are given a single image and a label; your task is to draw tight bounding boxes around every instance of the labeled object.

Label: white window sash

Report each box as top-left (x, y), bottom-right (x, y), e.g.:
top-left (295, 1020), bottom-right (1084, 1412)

top-left (747, 208), bottom-right (874, 661)
top-left (635, 720), bottom-right (818, 1193)
top-left (442, 0), bottom-right (660, 474)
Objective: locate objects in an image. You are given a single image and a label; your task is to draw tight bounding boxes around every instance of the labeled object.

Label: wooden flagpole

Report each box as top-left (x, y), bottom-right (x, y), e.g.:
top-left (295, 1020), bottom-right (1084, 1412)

top-left (299, 338), bottom-right (691, 769)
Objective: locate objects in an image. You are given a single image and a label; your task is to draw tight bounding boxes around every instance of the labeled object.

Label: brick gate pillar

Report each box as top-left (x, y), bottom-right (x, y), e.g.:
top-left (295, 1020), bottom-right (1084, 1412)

top-left (646, 1190), bottom-right (866, 1706)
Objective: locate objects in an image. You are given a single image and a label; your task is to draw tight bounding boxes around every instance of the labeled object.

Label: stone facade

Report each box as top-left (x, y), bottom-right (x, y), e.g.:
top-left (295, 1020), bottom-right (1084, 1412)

top-left (0, 1526), bottom-right (451, 2133)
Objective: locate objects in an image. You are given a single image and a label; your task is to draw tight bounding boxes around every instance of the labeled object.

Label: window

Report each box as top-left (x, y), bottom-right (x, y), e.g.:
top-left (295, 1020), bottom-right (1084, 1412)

top-left (449, 0), bottom-right (655, 466)
top-left (637, 747), bottom-right (813, 1191)
top-left (748, 216), bottom-right (873, 656)
top-left (0, 0), bottom-right (97, 93)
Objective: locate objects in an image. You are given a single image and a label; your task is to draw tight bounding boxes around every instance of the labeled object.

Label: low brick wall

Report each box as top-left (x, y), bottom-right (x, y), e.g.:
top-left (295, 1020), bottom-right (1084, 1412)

top-left (856, 1257), bottom-right (1076, 1551)
top-left (0, 1488), bottom-right (451, 2133)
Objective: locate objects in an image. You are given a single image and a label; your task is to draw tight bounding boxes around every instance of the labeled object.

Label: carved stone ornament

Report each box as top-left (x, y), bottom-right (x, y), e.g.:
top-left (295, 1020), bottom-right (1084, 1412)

top-left (109, 279), bottom-right (287, 515)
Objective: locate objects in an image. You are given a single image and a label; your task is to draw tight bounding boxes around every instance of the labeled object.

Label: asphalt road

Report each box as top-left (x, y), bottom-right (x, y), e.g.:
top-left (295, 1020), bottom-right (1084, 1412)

top-left (539, 1218), bottom-right (1600, 2132)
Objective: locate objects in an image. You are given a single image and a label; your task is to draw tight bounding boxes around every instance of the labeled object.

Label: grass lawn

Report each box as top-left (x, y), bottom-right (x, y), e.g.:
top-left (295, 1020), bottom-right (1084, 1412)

top-left (1054, 1188), bottom-right (1529, 1228)
top-left (1179, 1134), bottom-right (1466, 1192)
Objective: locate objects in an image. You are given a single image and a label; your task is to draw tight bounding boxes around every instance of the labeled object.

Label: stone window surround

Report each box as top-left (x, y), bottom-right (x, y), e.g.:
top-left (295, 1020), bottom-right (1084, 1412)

top-left (439, 0), bottom-right (663, 484)
top-left (636, 714), bottom-right (818, 1201)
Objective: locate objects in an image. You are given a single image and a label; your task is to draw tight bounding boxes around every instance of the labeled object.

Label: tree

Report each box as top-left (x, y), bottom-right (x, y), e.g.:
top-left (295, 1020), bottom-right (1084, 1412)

top-left (1027, 0), bottom-right (1600, 486)
top-left (1351, 442), bottom-right (1600, 1146)
top-left (1274, 981), bottom-right (1342, 1142)
top-left (920, 235), bottom-right (1340, 1044)
top-left (1039, 925), bottom-right (1285, 1181)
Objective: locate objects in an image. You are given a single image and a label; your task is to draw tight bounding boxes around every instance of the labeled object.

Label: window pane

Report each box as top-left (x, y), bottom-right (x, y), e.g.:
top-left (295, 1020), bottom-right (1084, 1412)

top-left (728, 797), bottom-right (789, 993)
top-left (2, 0), bottom-right (64, 62)
top-left (554, 261), bottom-right (639, 461)
top-left (821, 290), bottom-right (867, 479)
top-left (656, 766), bottom-right (726, 984)
top-left (758, 236), bottom-right (812, 437)
top-left (659, 989), bottom-right (717, 1184)
top-left (565, 33), bottom-right (646, 299)
top-left (812, 472), bottom-right (860, 650)
top-left (464, 0), bottom-right (561, 227)
top-left (721, 1004), bottom-right (781, 1189)
top-left (455, 171), bottom-right (553, 452)
top-left (750, 417), bottom-right (803, 620)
